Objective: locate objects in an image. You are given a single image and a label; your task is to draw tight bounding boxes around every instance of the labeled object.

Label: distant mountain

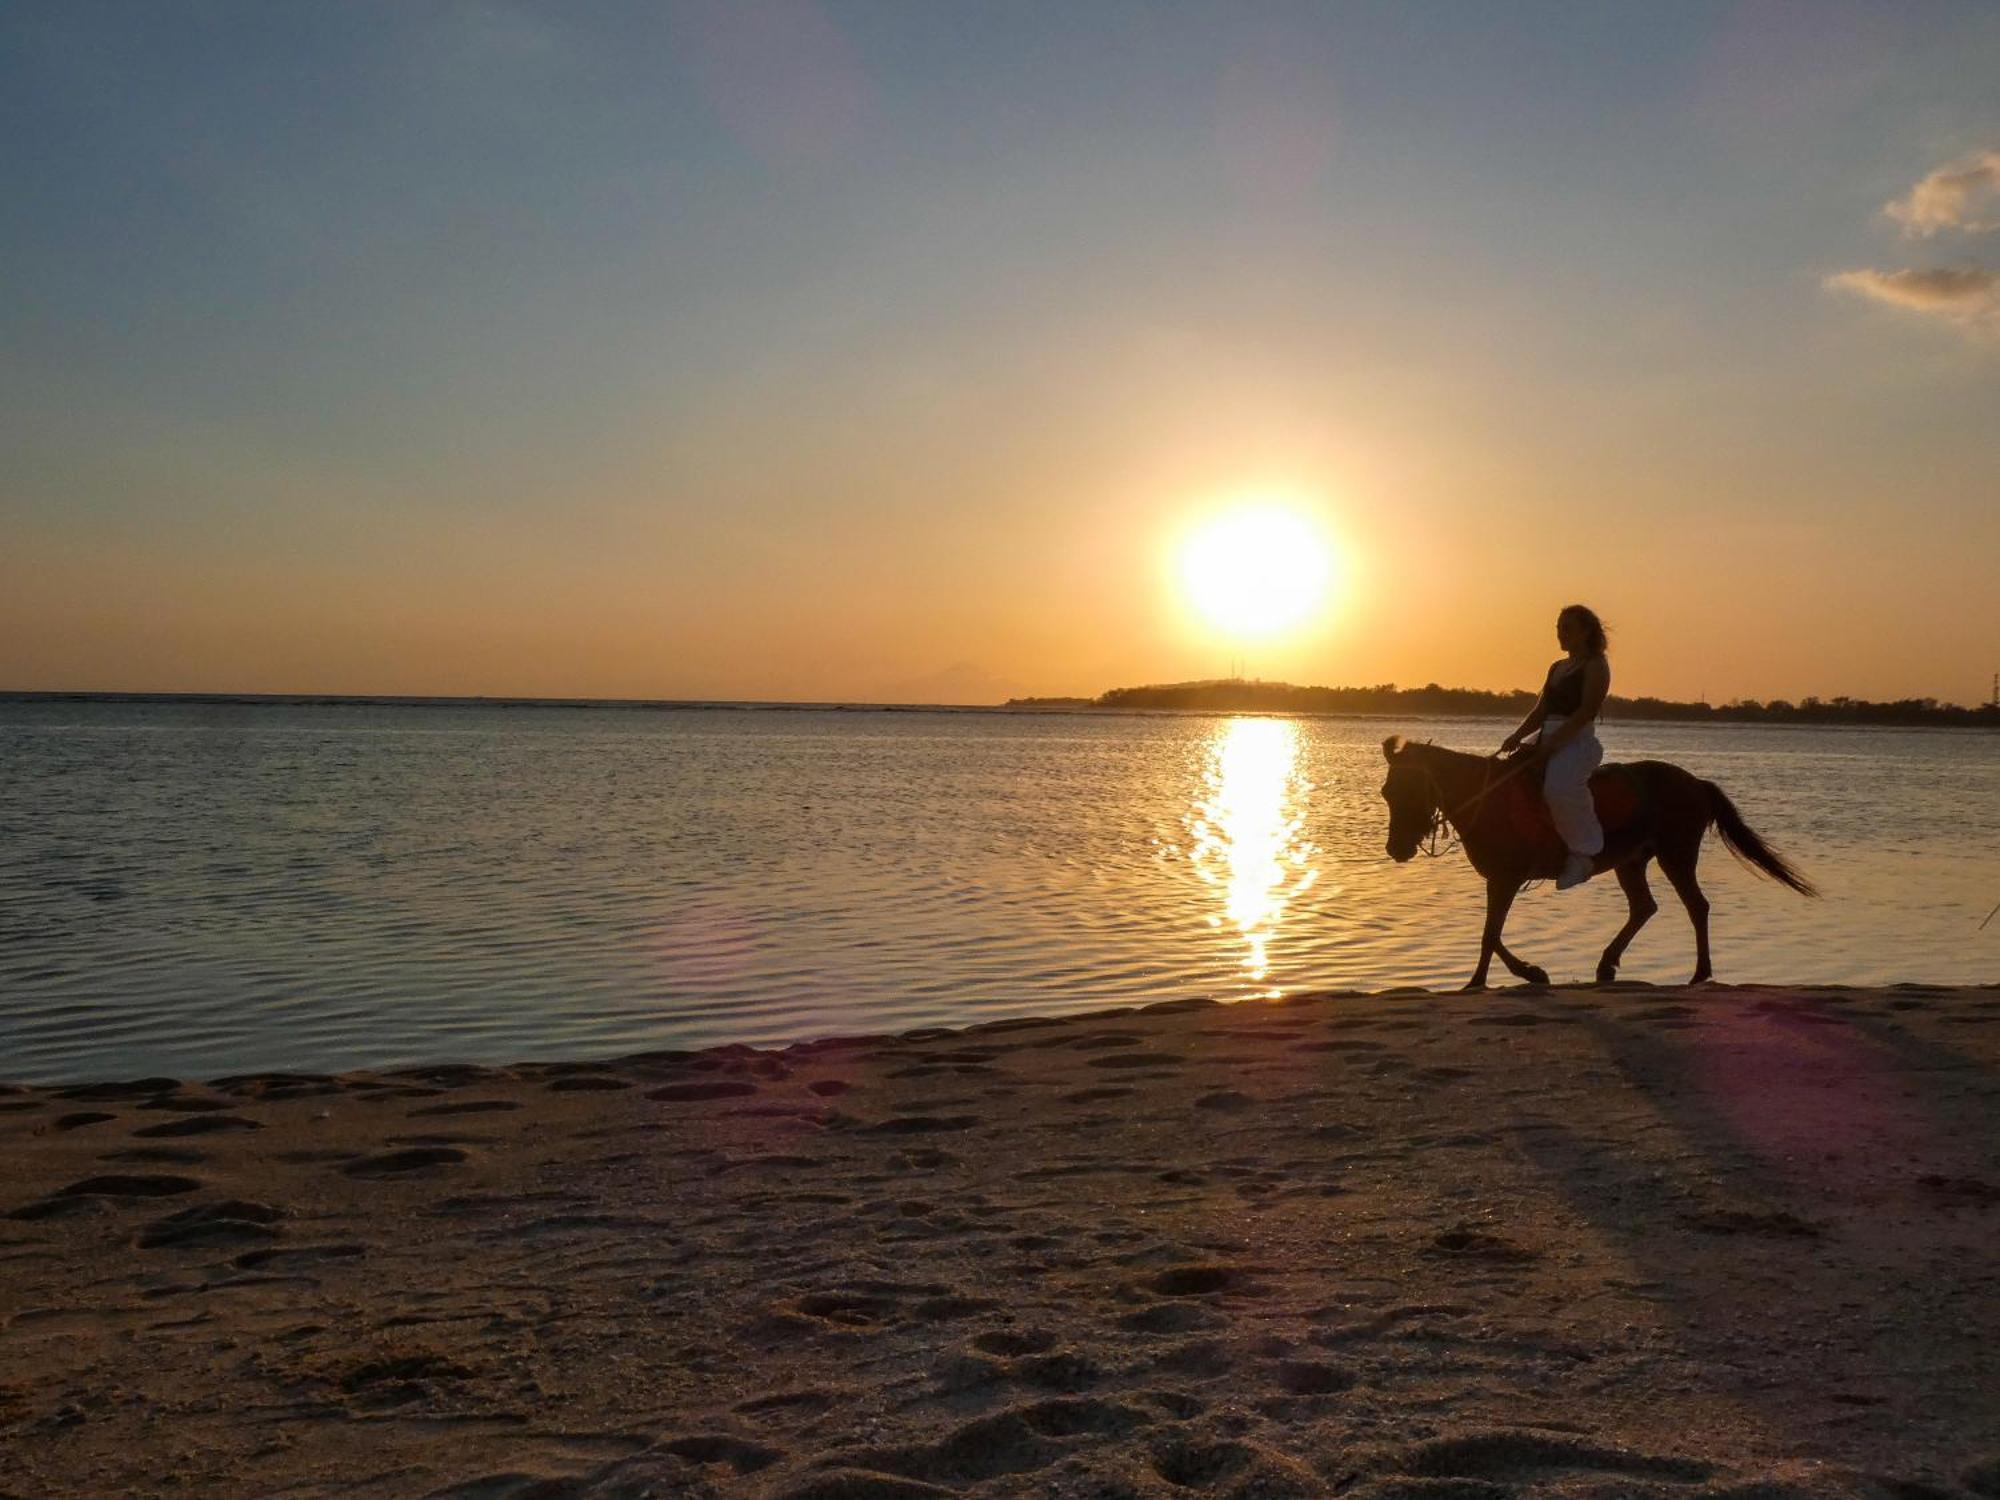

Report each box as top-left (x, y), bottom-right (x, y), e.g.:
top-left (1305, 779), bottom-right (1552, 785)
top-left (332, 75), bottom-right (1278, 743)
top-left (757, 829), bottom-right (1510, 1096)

top-left (1005, 679), bottom-right (1999, 728)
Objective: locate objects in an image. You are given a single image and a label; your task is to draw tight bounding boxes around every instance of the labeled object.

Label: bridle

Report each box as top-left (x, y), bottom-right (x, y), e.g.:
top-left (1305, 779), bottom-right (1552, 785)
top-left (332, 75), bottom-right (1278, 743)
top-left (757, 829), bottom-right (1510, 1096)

top-left (1401, 748), bottom-right (1542, 859)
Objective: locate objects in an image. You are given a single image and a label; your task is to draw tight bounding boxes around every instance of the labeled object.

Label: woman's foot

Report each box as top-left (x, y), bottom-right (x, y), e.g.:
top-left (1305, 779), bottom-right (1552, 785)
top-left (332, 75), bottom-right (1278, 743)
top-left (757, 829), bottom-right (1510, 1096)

top-left (1556, 853), bottom-right (1594, 890)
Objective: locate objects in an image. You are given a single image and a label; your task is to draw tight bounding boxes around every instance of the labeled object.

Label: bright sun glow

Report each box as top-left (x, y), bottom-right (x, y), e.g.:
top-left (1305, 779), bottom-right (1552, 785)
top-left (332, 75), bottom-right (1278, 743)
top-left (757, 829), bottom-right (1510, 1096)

top-left (1177, 504), bottom-right (1334, 641)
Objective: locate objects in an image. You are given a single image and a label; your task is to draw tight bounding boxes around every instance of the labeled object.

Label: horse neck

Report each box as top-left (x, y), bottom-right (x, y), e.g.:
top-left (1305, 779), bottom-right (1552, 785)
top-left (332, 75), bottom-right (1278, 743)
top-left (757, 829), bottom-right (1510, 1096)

top-left (1414, 745), bottom-right (1493, 815)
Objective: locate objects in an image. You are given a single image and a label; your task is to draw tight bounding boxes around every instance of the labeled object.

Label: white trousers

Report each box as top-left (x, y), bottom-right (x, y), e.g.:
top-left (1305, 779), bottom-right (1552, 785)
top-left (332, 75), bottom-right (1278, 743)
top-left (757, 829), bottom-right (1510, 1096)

top-left (1537, 717), bottom-right (1604, 857)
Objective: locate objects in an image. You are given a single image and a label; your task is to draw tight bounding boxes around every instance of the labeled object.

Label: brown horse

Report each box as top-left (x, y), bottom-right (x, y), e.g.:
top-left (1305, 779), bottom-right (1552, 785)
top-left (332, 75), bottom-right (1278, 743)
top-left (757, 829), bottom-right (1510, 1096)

top-left (1379, 736), bottom-right (1816, 989)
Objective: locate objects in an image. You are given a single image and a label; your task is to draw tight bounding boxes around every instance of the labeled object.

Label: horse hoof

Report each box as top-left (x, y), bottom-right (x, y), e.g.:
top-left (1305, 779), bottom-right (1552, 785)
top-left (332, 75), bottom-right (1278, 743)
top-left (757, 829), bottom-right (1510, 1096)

top-left (1459, 981), bottom-right (1489, 994)
top-left (1595, 967), bottom-right (1617, 985)
top-left (1522, 967), bottom-right (1551, 987)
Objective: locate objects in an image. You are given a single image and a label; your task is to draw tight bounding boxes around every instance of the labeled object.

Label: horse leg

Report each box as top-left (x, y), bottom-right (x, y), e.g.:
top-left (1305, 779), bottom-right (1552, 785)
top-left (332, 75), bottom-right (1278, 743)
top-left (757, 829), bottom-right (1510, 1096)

top-left (1465, 876), bottom-right (1524, 991)
top-left (1657, 844), bottom-right (1712, 984)
top-left (1595, 858), bottom-right (1658, 983)
top-left (1493, 936), bottom-right (1550, 986)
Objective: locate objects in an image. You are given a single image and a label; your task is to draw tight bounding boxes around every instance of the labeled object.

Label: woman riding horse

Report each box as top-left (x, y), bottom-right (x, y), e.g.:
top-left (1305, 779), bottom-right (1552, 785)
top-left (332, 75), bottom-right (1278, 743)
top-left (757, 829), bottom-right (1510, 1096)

top-left (1499, 604), bottom-right (1611, 891)
top-left (1379, 608), bottom-right (1817, 988)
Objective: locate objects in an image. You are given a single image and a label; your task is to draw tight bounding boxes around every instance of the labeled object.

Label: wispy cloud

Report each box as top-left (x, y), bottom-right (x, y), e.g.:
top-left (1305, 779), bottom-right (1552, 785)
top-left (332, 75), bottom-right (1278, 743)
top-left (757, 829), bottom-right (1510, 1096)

top-left (1883, 149), bottom-right (2000, 237)
top-left (1826, 150), bottom-right (1999, 338)
top-left (1824, 266), bottom-right (2000, 329)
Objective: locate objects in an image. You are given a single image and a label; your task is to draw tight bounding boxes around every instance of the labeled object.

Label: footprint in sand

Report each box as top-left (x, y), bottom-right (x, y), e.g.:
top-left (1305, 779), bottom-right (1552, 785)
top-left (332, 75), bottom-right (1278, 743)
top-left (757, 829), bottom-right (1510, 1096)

top-left (912, 1294), bottom-right (997, 1321)
top-left (1147, 1265), bottom-right (1265, 1297)
top-left (57, 1173), bottom-right (202, 1199)
top-left (1118, 1303), bottom-right (1227, 1337)
top-left (236, 1243), bottom-right (365, 1271)
top-left (1678, 1208), bottom-right (1822, 1239)
top-left (137, 1199), bottom-right (285, 1250)
top-left (52, 1112), bottom-right (117, 1131)
top-left (1060, 1086), bottom-right (1133, 1105)
top-left (139, 1094), bottom-right (236, 1113)
top-left (102, 1146), bottom-right (210, 1166)
top-left (734, 1388), bottom-right (842, 1420)
top-left (332, 1351), bottom-right (473, 1410)
top-left (649, 1080), bottom-right (759, 1102)
top-left (341, 1147), bottom-right (468, 1177)
top-left (860, 1116), bottom-right (979, 1136)
top-left (132, 1115), bottom-right (262, 1138)
top-left (1194, 1090), bottom-right (1253, 1112)
top-left (1149, 1434), bottom-right (1257, 1487)
top-left (1425, 1226), bottom-right (1540, 1263)
top-left (1917, 1173), bottom-right (2000, 1206)
top-left (1354, 1430), bottom-right (1711, 1488)
top-left (1273, 1358), bottom-right (1355, 1394)
top-left (1139, 1389), bottom-right (1207, 1419)
top-left (820, 1398), bottom-right (1152, 1487)
top-left (1155, 1339), bottom-right (1235, 1377)
top-left (1069, 1033), bottom-right (1146, 1052)
top-left (409, 1100), bottom-right (523, 1117)
top-left (889, 1148), bottom-right (957, 1172)
top-left (653, 1434), bottom-right (784, 1474)
top-left (773, 1474), bottom-right (956, 1499)
top-left (379, 1065), bottom-right (497, 1090)
top-left (792, 1290), bottom-right (900, 1329)
top-left (53, 1078), bottom-right (181, 1103)
top-left (9, 1172), bottom-right (202, 1219)
top-left (1013, 1350), bottom-right (1103, 1391)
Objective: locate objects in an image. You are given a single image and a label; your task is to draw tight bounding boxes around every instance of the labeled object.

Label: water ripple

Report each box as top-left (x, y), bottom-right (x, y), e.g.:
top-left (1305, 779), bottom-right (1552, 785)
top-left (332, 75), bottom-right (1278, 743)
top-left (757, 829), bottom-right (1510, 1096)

top-left (0, 702), bottom-right (1995, 1081)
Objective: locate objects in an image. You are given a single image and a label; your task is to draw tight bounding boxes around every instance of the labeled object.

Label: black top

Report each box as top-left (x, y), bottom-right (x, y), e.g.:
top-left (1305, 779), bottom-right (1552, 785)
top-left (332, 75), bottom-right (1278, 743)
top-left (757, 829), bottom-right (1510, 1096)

top-left (1544, 660), bottom-right (1587, 717)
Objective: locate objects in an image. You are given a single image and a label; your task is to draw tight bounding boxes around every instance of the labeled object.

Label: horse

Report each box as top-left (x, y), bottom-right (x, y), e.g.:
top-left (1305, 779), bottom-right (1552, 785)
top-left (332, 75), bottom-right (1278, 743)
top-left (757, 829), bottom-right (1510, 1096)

top-left (1378, 736), bottom-right (1817, 990)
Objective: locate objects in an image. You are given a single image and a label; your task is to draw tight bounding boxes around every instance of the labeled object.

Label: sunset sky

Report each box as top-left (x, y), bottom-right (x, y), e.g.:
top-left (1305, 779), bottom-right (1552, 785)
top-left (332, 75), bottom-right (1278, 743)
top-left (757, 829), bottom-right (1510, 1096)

top-left (4, 2), bottom-right (1996, 706)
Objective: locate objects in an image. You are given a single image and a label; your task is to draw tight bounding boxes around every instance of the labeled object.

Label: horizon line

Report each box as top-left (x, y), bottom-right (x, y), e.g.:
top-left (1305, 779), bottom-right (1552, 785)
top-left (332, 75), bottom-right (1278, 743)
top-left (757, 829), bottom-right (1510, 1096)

top-left (4, 683), bottom-right (1995, 717)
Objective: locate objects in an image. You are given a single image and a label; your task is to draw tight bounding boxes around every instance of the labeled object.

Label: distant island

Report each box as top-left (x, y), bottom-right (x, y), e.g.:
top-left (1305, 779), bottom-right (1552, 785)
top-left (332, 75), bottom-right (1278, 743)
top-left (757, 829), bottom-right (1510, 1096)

top-left (1007, 679), bottom-right (2000, 728)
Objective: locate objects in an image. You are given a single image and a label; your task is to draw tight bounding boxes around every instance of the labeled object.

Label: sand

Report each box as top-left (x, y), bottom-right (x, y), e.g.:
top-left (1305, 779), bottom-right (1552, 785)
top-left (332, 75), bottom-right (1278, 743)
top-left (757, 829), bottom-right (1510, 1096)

top-left (3, 983), bottom-right (1998, 1499)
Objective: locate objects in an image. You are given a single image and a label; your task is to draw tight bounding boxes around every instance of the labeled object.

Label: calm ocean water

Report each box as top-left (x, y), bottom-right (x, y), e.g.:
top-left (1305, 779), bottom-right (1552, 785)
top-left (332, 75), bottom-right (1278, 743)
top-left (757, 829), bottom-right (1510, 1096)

top-left (2, 701), bottom-right (1995, 1082)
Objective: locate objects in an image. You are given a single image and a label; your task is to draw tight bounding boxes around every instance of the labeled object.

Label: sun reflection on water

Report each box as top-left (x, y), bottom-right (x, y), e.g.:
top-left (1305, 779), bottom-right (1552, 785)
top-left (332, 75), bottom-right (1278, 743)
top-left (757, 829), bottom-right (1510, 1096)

top-left (1188, 717), bottom-right (1319, 993)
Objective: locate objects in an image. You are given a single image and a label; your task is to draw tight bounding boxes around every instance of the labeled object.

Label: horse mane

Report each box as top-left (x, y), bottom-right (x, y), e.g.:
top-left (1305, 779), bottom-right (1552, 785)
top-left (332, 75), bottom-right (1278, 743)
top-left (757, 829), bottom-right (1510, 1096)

top-left (1383, 736), bottom-right (1489, 773)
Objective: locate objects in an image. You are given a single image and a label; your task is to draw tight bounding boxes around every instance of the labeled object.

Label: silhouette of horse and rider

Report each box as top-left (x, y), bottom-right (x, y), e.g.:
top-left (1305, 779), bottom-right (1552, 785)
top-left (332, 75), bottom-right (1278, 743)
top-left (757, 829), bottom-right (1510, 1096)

top-left (1380, 605), bottom-right (1816, 989)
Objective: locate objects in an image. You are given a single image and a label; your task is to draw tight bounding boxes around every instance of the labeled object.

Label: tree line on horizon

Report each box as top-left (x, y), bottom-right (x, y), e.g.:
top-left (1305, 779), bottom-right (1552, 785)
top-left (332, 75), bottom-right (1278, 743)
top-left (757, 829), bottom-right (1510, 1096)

top-left (1006, 679), bottom-right (2000, 727)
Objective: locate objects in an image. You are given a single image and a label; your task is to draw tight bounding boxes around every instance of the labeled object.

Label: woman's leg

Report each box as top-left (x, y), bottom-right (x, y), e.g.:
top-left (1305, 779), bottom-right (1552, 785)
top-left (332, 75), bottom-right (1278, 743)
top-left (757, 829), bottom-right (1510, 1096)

top-left (1543, 736), bottom-right (1605, 858)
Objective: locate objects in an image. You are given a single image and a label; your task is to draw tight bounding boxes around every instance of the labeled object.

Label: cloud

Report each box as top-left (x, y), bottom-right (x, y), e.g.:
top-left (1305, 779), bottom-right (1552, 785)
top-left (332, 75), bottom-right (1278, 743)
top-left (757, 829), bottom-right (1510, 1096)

top-left (1824, 266), bottom-right (2000, 330)
top-left (1883, 149), bottom-right (2000, 237)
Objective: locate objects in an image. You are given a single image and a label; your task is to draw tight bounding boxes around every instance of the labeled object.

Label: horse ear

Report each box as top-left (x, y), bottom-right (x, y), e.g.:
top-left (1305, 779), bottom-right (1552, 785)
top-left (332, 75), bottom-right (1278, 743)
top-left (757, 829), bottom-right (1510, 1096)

top-left (1382, 735), bottom-right (1406, 761)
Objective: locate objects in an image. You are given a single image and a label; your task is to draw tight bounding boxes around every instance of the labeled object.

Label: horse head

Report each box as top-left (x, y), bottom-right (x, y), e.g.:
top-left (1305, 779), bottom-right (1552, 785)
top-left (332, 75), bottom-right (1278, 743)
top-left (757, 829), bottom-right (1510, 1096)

top-left (1380, 736), bottom-right (1437, 863)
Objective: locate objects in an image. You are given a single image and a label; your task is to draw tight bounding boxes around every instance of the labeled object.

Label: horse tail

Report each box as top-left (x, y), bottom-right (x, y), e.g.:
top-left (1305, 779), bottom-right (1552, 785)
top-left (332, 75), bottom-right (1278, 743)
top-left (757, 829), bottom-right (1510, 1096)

top-left (1702, 780), bottom-right (1818, 897)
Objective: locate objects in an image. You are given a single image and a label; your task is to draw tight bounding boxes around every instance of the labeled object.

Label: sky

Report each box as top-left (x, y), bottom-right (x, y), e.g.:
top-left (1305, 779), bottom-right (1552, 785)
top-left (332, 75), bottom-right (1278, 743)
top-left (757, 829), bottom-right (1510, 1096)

top-left (3, 1), bottom-right (1997, 706)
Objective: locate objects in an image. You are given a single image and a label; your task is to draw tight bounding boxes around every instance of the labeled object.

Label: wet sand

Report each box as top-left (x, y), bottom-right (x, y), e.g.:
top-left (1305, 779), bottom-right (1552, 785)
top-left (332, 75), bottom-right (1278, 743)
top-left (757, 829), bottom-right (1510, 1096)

top-left (3, 983), bottom-right (1998, 1498)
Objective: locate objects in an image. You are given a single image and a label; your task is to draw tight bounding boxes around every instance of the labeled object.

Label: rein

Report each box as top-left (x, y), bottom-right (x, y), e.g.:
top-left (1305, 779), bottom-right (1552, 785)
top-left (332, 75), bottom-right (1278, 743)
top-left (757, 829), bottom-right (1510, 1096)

top-left (1412, 750), bottom-right (1542, 858)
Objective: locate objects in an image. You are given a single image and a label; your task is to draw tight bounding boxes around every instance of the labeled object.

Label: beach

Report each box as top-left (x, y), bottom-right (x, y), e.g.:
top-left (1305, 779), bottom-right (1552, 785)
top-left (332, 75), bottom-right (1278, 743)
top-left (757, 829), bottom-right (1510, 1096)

top-left (4, 982), bottom-right (1998, 1499)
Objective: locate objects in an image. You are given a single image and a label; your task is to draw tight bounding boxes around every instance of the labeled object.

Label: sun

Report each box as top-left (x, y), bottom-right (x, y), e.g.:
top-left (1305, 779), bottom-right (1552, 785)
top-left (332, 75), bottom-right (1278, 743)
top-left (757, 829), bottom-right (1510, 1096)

top-left (1177, 504), bottom-right (1335, 641)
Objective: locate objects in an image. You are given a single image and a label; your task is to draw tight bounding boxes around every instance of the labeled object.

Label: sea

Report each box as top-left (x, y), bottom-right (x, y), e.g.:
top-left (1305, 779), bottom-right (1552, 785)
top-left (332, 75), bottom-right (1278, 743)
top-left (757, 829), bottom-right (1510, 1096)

top-left (2, 699), bottom-right (1995, 1083)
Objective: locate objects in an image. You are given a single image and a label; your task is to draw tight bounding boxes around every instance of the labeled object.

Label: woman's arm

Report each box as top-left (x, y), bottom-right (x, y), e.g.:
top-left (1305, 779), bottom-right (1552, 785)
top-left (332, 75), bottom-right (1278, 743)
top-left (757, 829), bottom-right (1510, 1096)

top-left (1500, 674), bottom-right (1550, 751)
top-left (1539, 657), bottom-right (1610, 753)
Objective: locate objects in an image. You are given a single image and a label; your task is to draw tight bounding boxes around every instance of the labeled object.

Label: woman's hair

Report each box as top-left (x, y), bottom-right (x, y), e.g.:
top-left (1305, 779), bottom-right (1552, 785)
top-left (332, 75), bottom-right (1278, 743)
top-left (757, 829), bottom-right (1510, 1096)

top-left (1558, 603), bottom-right (1609, 656)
